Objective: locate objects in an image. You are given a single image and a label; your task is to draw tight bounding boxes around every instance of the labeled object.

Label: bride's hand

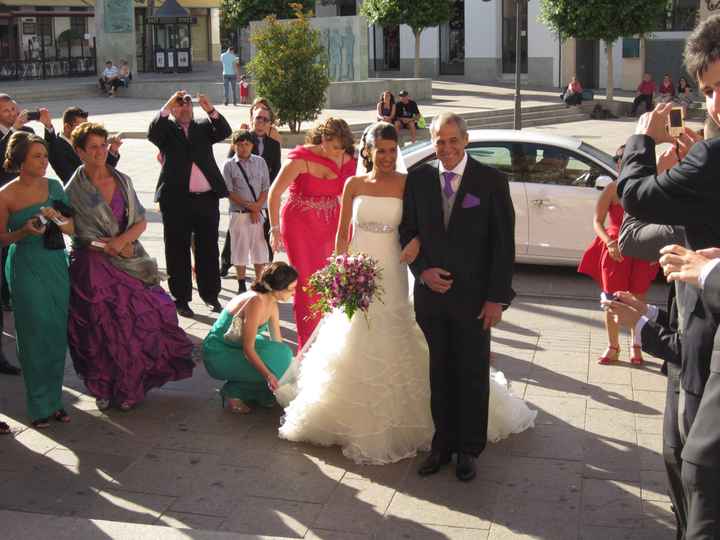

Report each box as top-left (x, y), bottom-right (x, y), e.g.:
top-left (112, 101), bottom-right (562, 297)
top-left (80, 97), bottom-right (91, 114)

top-left (400, 237), bottom-right (421, 264)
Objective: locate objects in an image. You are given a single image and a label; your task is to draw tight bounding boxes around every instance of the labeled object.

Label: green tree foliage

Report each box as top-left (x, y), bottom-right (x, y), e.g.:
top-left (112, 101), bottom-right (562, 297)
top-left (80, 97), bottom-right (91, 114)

top-left (247, 6), bottom-right (329, 133)
top-left (539, 0), bottom-right (667, 99)
top-left (221, 0), bottom-right (317, 34)
top-left (361, 0), bottom-right (452, 77)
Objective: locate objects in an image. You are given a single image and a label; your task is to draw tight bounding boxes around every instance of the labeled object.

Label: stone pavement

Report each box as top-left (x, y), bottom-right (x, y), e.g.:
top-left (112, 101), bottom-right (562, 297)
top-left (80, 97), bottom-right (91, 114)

top-left (0, 120), bottom-right (677, 539)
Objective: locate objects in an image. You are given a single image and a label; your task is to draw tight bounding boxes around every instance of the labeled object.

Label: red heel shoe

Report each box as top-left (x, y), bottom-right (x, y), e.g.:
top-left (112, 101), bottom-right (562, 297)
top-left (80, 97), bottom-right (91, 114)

top-left (598, 345), bottom-right (620, 365)
top-left (631, 345), bottom-right (644, 365)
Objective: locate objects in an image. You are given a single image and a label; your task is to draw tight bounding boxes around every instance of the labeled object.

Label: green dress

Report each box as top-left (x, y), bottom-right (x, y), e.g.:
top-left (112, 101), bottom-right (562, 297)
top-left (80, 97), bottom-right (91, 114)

top-left (203, 308), bottom-right (293, 406)
top-left (5, 179), bottom-right (70, 421)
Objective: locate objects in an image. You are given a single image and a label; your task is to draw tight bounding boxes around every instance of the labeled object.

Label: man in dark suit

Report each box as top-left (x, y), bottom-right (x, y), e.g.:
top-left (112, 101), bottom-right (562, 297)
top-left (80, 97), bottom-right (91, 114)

top-left (43, 106), bottom-right (121, 184)
top-left (148, 91), bottom-right (231, 318)
top-left (399, 112), bottom-right (515, 482)
top-left (220, 105), bottom-right (281, 275)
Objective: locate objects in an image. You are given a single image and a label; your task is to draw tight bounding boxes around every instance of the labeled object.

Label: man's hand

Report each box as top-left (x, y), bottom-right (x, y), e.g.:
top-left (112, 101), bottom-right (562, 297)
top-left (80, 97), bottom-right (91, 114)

top-left (604, 300), bottom-right (643, 328)
top-left (478, 301), bottom-right (502, 330)
top-left (12, 110), bottom-right (28, 130)
top-left (420, 268), bottom-right (453, 294)
top-left (38, 108), bottom-right (52, 130)
top-left (163, 91), bottom-right (186, 114)
top-left (198, 94), bottom-right (214, 114)
top-left (636, 102), bottom-right (674, 145)
top-left (250, 210), bottom-right (261, 224)
top-left (613, 291), bottom-right (648, 314)
top-left (659, 244), bottom-right (716, 287)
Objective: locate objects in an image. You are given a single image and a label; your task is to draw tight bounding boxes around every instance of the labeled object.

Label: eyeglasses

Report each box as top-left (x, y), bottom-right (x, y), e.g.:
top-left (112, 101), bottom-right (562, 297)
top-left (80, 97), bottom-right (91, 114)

top-left (254, 116), bottom-right (270, 123)
top-left (612, 155), bottom-right (622, 163)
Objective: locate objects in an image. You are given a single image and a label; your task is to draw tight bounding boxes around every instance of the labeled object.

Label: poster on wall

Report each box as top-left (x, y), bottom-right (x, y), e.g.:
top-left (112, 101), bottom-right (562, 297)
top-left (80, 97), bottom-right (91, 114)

top-left (155, 52), bottom-right (165, 69)
top-left (104, 0), bottom-right (133, 33)
top-left (177, 51), bottom-right (189, 68)
top-left (167, 51), bottom-right (175, 69)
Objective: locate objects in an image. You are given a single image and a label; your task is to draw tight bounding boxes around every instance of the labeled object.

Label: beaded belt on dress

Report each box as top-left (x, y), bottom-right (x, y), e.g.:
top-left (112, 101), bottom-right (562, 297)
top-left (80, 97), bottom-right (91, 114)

top-left (356, 222), bottom-right (397, 234)
top-left (286, 193), bottom-right (339, 222)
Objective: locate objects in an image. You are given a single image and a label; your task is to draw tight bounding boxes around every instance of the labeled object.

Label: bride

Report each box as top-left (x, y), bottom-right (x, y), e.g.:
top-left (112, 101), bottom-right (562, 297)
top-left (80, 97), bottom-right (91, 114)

top-left (278, 122), bottom-right (536, 465)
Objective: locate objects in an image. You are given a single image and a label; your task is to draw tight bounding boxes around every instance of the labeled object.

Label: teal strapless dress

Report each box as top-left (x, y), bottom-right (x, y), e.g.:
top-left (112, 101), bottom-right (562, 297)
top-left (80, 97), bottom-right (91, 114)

top-left (5, 179), bottom-right (70, 421)
top-left (203, 308), bottom-right (292, 405)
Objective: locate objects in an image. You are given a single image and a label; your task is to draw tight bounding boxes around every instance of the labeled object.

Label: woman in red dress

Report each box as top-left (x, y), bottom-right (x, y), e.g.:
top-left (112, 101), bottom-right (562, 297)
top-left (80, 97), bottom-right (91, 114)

top-left (267, 118), bottom-right (356, 349)
top-left (578, 146), bottom-right (658, 365)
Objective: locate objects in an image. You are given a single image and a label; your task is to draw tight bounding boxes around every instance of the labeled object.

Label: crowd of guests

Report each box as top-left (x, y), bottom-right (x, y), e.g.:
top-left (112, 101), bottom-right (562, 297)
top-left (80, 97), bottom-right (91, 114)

top-left (630, 71), bottom-right (695, 116)
top-left (98, 59), bottom-right (131, 97)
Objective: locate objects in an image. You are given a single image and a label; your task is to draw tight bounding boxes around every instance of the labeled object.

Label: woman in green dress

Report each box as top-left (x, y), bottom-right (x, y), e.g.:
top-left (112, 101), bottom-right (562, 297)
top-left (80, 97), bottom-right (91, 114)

top-left (0, 132), bottom-right (74, 428)
top-left (203, 262), bottom-right (297, 413)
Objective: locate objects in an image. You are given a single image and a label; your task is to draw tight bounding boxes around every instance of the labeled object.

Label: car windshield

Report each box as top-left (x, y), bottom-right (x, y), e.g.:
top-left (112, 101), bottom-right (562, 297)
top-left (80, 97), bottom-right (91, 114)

top-left (579, 142), bottom-right (616, 171)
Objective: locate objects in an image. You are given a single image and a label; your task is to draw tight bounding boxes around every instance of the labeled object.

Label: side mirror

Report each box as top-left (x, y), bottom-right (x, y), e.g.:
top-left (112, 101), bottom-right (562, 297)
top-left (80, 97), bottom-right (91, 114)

top-left (594, 175), bottom-right (613, 190)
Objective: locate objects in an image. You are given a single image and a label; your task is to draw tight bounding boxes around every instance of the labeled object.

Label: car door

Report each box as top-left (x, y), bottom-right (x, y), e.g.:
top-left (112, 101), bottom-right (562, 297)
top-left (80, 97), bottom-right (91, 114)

top-left (521, 143), bottom-right (608, 262)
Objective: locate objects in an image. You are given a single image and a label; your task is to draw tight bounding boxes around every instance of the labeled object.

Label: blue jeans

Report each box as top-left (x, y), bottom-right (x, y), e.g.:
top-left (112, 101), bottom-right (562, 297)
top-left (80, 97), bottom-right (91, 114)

top-left (223, 75), bottom-right (237, 105)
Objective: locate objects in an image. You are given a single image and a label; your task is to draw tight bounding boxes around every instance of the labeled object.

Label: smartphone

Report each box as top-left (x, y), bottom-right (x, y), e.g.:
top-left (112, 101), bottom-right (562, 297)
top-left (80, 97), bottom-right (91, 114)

top-left (90, 240), bottom-right (107, 249)
top-left (26, 110), bottom-right (40, 121)
top-left (440, 272), bottom-right (453, 281)
top-left (667, 107), bottom-right (685, 138)
top-left (34, 213), bottom-right (48, 225)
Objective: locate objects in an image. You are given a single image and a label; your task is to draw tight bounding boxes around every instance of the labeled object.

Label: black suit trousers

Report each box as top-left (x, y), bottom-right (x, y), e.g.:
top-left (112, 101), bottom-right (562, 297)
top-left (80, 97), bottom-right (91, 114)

top-left (664, 363), bottom-right (687, 539)
top-left (682, 460), bottom-right (720, 540)
top-left (416, 314), bottom-right (490, 456)
top-left (162, 193), bottom-right (221, 304)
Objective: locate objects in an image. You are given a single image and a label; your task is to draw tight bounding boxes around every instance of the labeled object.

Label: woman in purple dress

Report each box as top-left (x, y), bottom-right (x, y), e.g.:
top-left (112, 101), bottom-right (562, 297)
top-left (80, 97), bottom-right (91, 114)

top-left (65, 122), bottom-right (195, 411)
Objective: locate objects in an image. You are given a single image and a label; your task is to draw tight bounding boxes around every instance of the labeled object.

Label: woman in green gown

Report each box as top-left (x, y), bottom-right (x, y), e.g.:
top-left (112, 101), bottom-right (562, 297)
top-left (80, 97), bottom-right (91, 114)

top-left (203, 262), bottom-right (297, 413)
top-left (0, 132), bottom-right (74, 427)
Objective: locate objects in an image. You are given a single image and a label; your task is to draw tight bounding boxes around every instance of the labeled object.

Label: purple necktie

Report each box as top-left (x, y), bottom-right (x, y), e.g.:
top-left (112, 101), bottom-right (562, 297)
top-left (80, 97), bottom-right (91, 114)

top-left (442, 171), bottom-right (455, 199)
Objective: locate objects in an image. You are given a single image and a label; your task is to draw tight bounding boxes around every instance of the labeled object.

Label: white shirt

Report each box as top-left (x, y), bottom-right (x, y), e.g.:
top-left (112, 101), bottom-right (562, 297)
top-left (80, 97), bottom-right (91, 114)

top-left (103, 66), bottom-right (119, 79)
top-left (0, 124), bottom-right (9, 137)
top-left (699, 258), bottom-right (720, 289)
top-left (438, 152), bottom-right (468, 193)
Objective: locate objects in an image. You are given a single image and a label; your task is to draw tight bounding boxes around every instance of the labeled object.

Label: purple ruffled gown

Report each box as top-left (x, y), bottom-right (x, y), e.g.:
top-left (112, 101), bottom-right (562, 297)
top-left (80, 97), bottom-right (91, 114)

top-left (68, 189), bottom-right (195, 406)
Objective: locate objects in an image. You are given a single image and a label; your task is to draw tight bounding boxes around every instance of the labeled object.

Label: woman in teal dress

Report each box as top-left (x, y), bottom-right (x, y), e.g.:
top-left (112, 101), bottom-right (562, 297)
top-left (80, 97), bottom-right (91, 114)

top-left (203, 262), bottom-right (297, 413)
top-left (0, 132), bottom-right (74, 427)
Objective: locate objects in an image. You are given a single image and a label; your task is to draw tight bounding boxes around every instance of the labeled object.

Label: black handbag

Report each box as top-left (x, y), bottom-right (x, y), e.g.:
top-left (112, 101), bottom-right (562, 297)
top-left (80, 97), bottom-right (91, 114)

top-left (42, 199), bottom-right (75, 251)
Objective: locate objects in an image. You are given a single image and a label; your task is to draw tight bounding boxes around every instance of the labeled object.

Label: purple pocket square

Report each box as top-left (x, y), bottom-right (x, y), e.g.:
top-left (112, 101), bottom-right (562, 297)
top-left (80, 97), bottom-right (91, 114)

top-left (462, 193), bottom-right (481, 208)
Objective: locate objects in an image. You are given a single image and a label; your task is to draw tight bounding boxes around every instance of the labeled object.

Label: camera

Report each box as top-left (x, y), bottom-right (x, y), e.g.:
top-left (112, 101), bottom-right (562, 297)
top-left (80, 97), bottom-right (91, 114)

top-left (176, 94), bottom-right (197, 104)
top-left (26, 110), bottom-right (41, 122)
top-left (667, 107), bottom-right (685, 138)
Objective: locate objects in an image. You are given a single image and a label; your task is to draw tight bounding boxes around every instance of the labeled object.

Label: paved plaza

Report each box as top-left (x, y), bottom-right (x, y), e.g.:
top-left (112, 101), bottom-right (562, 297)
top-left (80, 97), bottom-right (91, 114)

top-left (0, 94), bottom-right (681, 538)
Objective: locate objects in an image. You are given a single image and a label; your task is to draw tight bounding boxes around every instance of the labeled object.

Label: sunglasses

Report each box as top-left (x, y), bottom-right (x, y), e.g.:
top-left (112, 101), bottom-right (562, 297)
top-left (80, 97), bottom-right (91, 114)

top-left (254, 116), bottom-right (271, 123)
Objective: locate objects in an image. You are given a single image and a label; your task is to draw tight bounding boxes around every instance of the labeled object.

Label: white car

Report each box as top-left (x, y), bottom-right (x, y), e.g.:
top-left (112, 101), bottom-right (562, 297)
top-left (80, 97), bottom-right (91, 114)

top-left (401, 130), bottom-right (618, 266)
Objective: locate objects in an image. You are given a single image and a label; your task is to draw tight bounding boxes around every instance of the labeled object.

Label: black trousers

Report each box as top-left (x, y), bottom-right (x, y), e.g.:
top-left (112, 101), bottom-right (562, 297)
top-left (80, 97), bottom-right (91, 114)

top-left (682, 461), bottom-right (720, 539)
top-left (221, 219), bottom-right (273, 268)
top-left (416, 314), bottom-right (490, 456)
top-left (665, 364), bottom-right (688, 539)
top-left (161, 192), bottom-right (221, 304)
top-left (679, 388), bottom-right (703, 446)
top-left (563, 91), bottom-right (583, 106)
top-left (632, 94), bottom-right (654, 114)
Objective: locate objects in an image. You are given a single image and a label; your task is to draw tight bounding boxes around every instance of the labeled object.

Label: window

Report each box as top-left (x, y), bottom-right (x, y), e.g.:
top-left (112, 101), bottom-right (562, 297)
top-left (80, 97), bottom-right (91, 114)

top-left (522, 144), bottom-right (602, 187)
top-left (467, 144), bottom-right (522, 181)
top-left (70, 16), bottom-right (86, 36)
top-left (622, 38), bottom-right (640, 59)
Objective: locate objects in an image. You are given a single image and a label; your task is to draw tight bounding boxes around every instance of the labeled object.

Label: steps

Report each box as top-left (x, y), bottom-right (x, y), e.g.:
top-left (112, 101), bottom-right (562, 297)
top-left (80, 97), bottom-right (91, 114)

top-left (8, 82), bottom-right (100, 103)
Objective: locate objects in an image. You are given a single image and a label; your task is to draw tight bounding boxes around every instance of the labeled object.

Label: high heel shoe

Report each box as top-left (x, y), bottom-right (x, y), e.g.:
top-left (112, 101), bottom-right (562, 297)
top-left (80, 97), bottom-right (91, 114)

top-left (631, 345), bottom-right (644, 365)
top-left (598, 345), bottom-right (620, 365)
top-left (221, 395), bottom-right (251, 414)
top-left (31, 418), bottom-right (50, 429)
top-left (53, 409), bottom-right (71, 423)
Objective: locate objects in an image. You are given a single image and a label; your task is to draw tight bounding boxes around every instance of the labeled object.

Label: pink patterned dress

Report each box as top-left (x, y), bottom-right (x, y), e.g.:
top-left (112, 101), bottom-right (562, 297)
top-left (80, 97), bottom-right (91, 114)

top-left (281, 146), bottom-right (356, 349)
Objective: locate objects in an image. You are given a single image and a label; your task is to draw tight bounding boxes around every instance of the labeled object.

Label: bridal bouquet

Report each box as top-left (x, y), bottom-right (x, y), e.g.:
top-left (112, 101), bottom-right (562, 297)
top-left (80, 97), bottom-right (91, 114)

top-left (306, 253), bottom-right (384, 322)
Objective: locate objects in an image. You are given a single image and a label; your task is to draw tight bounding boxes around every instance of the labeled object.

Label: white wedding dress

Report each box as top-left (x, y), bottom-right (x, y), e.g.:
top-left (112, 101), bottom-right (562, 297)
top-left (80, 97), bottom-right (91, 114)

top-left (277, 195), bottom-right (536, 465)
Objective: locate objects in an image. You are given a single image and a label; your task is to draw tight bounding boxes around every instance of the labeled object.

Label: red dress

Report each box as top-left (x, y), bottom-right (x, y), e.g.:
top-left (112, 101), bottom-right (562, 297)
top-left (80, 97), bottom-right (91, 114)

top-left (578, 202), bottom-right (658, 294)
top-left (281, 146), bottom-right (357, 349)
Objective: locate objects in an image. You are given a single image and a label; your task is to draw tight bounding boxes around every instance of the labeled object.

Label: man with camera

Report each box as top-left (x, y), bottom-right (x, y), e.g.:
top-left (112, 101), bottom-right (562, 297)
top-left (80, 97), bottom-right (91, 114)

top-left (43, 107), bottom-right (121, 184)
top-left (148, 91), bottom-right (231, 318)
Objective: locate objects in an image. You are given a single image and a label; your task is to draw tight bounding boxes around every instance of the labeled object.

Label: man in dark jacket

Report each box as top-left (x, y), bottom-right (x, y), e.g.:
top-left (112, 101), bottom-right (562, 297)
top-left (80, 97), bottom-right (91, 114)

top-left (148, 91), bottom-right (231, 318)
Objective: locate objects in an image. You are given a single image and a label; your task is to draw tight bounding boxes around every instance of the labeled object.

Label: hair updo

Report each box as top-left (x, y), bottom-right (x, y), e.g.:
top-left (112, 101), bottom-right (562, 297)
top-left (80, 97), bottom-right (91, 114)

top-left (251, 261), bottom-right (299, 294)
top-left (305, 117), bottom-right (355, 156)
top-left (359, 121), bottom-right (398, 172)
top-left (3, 131), bottom-right (47, 173)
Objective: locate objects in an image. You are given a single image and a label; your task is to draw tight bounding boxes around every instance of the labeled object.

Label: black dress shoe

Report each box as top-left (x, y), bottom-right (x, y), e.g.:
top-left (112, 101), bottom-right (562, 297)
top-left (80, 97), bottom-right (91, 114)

top-left (207, 300), bottom-right (223, 313)
top-left (175, 301), bottom-right (195, 318)
top-left (418, 451), bottom-right (451, 477)
top-left (0, 358), bottom-right (21, 376)
top-left (220, 262), bottom-right (231, 278)
top-left (456, 452), bottom-right (476, 482)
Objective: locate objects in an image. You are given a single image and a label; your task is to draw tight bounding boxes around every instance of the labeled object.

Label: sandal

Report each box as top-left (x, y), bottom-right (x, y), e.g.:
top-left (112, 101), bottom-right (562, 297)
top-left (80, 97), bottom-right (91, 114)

top-left (598, 345), bottom-right (620, 365)
top-left (32, 418), bottom-right (50, 429)
top-left (53, 409), bottom-right (71, 423)
top-left (118, 402), bottom-right (133, 412)
top-left (0, 421), bottom-right (10, 434)
top-left (223, 396), bottom-right (251, 414)
top-left (631, 345), bottom-right (644, 365)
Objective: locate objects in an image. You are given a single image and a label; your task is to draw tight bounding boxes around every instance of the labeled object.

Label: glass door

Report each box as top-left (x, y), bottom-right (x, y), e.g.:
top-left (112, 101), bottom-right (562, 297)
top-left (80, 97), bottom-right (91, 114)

top-left (439, 0), bottom-right (464, 75)
top-left (502, 0), bottom-right (527, 74)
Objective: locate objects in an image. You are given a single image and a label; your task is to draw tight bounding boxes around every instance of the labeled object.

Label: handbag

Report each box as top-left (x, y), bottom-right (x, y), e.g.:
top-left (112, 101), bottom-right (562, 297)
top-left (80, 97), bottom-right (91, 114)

top-left (417, 114), bottom-right (427, 129)
top-left (42, 199), bottom-right (75, 251)
top-left (223, 312), bottom-right (244, 343)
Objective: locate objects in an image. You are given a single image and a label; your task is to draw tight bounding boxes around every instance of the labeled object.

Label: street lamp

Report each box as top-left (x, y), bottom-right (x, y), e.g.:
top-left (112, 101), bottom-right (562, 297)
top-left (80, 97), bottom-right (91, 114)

top-left (482, 0), bottom-right (527, 130)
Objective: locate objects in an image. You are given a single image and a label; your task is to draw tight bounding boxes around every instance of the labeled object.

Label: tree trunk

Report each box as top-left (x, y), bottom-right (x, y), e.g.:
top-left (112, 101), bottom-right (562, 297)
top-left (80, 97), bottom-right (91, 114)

top-left (606, 41), bottom-right (614, 101)
top-left (414, 30), bottom-right (422, 78)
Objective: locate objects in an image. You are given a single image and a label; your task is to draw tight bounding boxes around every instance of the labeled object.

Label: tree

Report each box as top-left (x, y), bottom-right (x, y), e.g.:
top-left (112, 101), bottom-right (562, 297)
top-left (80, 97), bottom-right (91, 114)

top-left (361, 0), bottom-right (452, 77)
top-left (221, 0), bottom-right (317, 37)
top-left (539, 0), bottom-right (667, 100)
top-left (247, 6), bottom-right (329, 133)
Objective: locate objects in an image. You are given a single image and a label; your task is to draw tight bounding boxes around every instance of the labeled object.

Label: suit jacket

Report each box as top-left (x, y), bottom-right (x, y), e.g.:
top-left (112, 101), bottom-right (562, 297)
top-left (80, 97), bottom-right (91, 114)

top-left (252, 134), bottom-right (281, 183)
top-left (682, 263), bottom-right (720, 467)
top-left (399, 156), bottom-right (515, 320)
top-left (617, 133), bottom-right (720, 397)
top-left (0, 125), bottom-right (35, 185)
top-left (44, 128), bottom-right (119, 184)
top-left (147, 111), bottom-right (231, 207)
